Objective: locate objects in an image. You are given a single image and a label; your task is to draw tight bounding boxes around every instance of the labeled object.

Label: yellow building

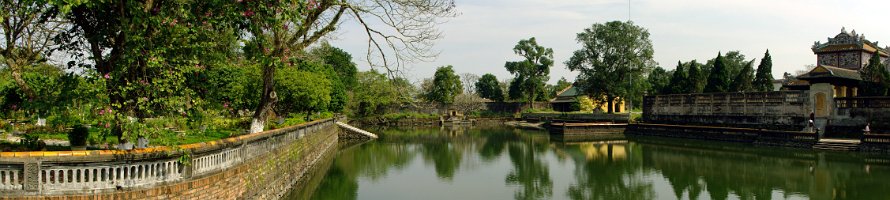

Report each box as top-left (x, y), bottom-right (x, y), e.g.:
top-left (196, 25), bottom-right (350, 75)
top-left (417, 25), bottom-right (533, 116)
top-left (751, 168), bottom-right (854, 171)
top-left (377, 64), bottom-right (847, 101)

top-left (550, 85), bottom-right (626, 113)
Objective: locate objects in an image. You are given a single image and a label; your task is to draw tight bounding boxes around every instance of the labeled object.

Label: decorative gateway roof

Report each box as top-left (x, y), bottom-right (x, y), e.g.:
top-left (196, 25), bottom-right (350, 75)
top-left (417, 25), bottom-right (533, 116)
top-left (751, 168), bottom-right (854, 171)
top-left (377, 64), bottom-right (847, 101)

top-left (812, 27), bottom-right (890, 56)
top-left (797, 65), bottom-right (862, 81)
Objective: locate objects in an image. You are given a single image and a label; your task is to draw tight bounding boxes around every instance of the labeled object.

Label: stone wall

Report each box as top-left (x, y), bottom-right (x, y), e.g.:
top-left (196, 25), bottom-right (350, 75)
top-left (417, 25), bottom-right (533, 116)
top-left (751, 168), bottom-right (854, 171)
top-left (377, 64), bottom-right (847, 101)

top-left (379, 102), bottom-right (551, 115)
top-left (642, 91), bottom-right (810, 131)
top-left (522, 113), bottom-right (629, 123)
top-left (625, 124), bottom-right (818, 148)
top-left (0, 119), bottom-right (340, 199)
top-left (830, 97), bottom-right (890, 138)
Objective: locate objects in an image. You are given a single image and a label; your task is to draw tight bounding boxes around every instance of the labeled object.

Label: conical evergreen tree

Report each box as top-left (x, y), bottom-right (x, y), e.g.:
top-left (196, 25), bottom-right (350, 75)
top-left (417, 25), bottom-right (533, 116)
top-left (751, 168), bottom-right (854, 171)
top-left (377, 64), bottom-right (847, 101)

top-left (687, 60), bottom-right (705, 93)
top-left (753, 50), bottom-right (775, 92)
top-left (704, 52), bottom-right (731, 93)
top-left (860, 51), bottom-right (890, 96)
top-left (668, 61), bottom-right (688, 94)
top-left (730, 60), bottom-right (755, 92)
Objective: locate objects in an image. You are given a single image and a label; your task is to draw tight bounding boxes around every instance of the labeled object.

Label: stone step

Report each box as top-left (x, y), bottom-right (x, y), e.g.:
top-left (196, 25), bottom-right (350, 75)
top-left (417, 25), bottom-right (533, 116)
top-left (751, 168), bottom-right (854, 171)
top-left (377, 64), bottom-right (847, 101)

top-left (813, 142), bottom-right (859, 151)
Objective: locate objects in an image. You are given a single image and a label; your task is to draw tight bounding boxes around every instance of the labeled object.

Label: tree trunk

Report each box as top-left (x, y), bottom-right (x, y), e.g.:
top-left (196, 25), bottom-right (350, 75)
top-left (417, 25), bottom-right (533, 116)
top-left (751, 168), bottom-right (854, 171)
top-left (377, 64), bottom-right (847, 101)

top-left (606, 94), bottom-right (614, 114)
top-left (250, 64), bottom-right (277, 133)
top-left (4, 60), bottom-right (35, 99)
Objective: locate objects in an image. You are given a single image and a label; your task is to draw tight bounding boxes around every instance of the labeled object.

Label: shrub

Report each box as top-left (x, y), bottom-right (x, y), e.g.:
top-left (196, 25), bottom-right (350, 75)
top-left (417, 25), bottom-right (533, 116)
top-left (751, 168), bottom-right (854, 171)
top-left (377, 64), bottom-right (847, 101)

top-left (68, 125), bottom-right (90, 147)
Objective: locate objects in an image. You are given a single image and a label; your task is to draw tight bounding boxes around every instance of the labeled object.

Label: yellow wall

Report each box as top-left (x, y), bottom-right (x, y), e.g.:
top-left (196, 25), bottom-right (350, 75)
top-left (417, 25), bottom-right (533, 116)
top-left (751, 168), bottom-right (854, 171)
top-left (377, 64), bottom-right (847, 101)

top-left (586, 96), bottom-right (626, 113)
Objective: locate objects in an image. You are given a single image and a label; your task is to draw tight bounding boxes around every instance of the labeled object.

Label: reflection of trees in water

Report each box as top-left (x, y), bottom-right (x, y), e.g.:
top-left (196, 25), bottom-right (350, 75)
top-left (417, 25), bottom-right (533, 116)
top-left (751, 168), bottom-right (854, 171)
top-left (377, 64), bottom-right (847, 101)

top-left (504, 141), bottom-right (553, 200)
top-left (565, 143), bottom-right (654, 200)
top-left (310, 141), bottom-right (415, 200)
top-left (420, 142), bottom-right (464, 181)
top-left (639, 139), bottom-right (890, 200)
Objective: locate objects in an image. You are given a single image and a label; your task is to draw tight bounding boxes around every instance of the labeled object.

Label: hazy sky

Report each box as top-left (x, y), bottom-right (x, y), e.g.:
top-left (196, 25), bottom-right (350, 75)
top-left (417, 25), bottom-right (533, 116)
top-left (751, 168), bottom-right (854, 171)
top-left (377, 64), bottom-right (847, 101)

top-left (327, 0), bottom-right (890, 84)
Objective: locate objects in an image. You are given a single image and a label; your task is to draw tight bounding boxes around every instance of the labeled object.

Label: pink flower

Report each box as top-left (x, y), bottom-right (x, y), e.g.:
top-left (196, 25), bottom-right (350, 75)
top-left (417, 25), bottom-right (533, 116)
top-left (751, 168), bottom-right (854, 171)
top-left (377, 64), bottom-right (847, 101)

top-left (98, 109), bottom-right (105, 115)
top-left (104, 73), bottom-right (111, 79)
top-left (223, 102), bottom-right (230, 108)
top-left (243, 9), bottom-right (254, 17)
top-left (104, 122), bottom-right (110, 128)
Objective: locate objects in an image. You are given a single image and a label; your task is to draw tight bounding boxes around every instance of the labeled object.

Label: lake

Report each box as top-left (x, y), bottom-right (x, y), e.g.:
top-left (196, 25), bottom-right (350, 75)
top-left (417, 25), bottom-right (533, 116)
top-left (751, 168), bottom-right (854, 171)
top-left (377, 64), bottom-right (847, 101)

top-left (287, 126), bottom-right (890, 200)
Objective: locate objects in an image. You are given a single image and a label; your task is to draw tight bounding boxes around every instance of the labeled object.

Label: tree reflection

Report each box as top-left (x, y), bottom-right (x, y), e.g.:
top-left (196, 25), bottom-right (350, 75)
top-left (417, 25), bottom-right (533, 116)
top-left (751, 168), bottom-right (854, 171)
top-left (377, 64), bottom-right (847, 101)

top-left (565, 143), bottom-right (654, 200)
top-left (504, 142), bottom-right (553, 200)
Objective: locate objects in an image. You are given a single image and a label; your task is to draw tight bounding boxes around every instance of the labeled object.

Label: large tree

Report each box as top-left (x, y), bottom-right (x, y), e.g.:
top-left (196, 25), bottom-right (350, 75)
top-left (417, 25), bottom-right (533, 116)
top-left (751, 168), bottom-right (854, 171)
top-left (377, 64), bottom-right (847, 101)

top-left (460, 73), bottom-right (480, 94)
top-left (860, 51), bottom-right (890, 96)
top-left (235, 0), bottom-right (456, 133)
top-left (1, 0), bottom-right (62, 100)
top-left (667, 61), bottom-right (687, 94)
top-left (475, 73), bottom-right (504, 102)
top-left (647, 66), bottom-right (671, 95)
top-left (504, 37), bottom-right (553, 108)
top-left (729, 60), bottom-right (755, 92)
top-left (56, 0), bottom-right (241, 140)
top-left (753, 50), bottom-right (775, 92)
top-left (687, 61), bottom-right (706, 93)
top-left (566, 21), bottom-right (654, 113)
top-left (704, 52), bottom-right (731, 93)
top-left (426, 65), bottom-right (462, 104)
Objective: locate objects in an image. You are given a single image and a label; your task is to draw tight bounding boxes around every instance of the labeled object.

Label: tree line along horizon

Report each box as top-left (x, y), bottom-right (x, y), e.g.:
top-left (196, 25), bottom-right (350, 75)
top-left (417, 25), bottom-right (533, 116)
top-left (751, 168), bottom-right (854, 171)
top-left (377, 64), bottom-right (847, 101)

top-left (3, 0), bottom-right (888, 146)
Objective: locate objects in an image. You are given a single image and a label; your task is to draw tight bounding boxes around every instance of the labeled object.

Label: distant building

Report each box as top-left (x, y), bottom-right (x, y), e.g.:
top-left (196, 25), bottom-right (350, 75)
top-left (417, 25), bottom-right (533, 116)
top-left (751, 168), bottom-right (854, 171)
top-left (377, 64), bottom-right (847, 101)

top-left (551, 85), bottom-right (625, 113)
top-left (784, 27), bottom-right (887, 93)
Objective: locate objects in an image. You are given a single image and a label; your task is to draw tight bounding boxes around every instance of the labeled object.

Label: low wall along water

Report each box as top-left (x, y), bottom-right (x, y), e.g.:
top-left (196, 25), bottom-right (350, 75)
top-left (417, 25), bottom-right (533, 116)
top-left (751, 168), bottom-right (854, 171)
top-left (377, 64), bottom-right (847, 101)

top-left (0, 119), bottom-right (342, 199)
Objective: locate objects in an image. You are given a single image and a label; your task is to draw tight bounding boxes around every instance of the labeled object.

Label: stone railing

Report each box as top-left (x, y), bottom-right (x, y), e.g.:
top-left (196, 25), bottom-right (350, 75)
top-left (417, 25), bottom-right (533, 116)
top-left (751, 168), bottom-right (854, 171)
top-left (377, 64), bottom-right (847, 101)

top-left (0, 118), bottom-right (336, 195)
top-left (642, 91), bottom-right (810, 130)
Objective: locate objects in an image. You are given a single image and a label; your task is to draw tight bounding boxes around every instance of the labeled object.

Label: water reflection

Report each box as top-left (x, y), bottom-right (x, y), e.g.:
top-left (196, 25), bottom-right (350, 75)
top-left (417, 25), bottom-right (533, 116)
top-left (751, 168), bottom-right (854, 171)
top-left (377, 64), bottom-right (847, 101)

top-left (296, 126), bottom-right (890, 200)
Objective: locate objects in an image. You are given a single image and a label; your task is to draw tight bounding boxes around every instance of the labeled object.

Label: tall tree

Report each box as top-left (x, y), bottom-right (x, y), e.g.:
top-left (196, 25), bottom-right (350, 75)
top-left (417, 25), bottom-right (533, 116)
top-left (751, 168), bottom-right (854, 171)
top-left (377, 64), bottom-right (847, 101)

top-left (647, 66), bottom-right (671, 95)
top-left (860, 51), bottom-right (890, 96)
top-left (566, 21), bottom-right (654, 113)
top-left (687, 61), bottom-right (705, 93)
top-left (667, 61), bottom-right (687, 94)
top-left (505, 37), bottom-right (553, 108)
top-left (704, 52), bottom-right (731, 93)
top-left (475, 73), bottom-right (504, 102)
top-left (753, 50), bottom-right (775, 92)
top-left (426, 65), bottom-right (462, 104)
top-left (729, 60), bottom-right (756, 92)
top-left (0, 0), bottom-right (62, 100)
top-left (720, 51), bottom-right (747, 79)
top-left (234, 0), bottom-right (456, 133)
top-left (460, 73), bottom-right (480, 94)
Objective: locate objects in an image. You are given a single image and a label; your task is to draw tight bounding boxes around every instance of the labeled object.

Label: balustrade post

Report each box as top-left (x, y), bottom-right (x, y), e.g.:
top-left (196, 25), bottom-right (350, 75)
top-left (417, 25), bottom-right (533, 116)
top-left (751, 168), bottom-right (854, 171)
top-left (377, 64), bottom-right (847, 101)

top-left (22, 161), bottom-right (40, 192)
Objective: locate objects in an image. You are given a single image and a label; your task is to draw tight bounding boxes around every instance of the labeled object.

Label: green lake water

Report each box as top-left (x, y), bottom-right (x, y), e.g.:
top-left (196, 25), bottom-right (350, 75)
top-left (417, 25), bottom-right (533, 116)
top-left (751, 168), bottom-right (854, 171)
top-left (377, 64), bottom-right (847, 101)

top-left (288, 126), bottom-right (890, 200)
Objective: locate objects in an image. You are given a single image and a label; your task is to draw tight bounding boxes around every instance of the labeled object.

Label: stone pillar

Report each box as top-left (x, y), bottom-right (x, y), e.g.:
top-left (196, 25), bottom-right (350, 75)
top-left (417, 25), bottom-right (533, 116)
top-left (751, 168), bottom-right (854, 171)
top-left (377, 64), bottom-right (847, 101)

top-left (839, 86), bottom-right (847, 97)
top-left (23, 161), bottom-right (40, 192)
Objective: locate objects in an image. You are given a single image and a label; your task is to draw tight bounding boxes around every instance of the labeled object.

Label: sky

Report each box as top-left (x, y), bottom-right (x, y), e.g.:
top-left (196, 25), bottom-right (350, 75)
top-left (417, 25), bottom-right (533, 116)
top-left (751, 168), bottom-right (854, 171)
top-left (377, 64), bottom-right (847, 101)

top-left (326, 0), bottom-right (890, 85)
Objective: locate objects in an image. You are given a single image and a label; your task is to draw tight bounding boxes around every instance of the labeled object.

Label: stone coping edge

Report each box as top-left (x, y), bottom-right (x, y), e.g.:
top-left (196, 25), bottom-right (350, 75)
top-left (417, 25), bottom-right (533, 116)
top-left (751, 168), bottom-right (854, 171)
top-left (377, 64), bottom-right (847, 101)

top-left (0, 118), bottom-right (334, 162)
top-left (631, 123), bottom-right (815, 135)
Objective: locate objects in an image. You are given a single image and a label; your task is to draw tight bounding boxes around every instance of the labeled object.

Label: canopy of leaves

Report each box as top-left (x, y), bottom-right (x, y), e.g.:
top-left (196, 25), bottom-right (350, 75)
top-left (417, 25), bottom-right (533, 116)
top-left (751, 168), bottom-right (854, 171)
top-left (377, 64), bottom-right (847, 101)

top-left (476, 73), bottom-right (504, 102)
top-left (860, 51), bottom-right (890, 96)
top-left (704, 53), bottom-right (731, 93)
top-left (426, 65), bottom-right (463, 104)
top-left (505, 37), bottom-right (553, 104)
top-left (729, 60), bottom-right (756, 92)
top-left (275, 66), bottom-right (332, 115)
top-left (753, 50), bottom-right (775, 92)
top-left (350, 70), bottom-right (401, 116)
top-left (566, 21), bottom-right (654, 113)
top-left (647, 67), bottom-right (671, 95)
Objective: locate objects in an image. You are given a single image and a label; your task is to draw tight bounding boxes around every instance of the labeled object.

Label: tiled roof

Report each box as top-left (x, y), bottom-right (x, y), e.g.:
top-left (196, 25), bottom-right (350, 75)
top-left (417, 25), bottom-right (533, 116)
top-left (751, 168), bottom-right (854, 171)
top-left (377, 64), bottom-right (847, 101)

top-left (798, 65), bottom-right (862, 81)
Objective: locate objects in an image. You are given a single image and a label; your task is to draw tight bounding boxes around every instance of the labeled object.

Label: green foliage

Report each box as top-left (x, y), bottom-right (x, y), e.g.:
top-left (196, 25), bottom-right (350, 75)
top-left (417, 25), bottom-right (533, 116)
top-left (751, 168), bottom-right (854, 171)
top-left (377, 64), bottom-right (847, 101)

top-left (350, 70), bottom-right (401, 116)
top-left (19, 134), bottom-right (43, 151)
top-left (704, 52), bottom-right (731, 93)
top-left (720, 51), bottom-right (748, 80)
top-left (275, 65), bottom-right (332, 115)
top-left (566, 21), bottom-right (654, 113)
top-left (476, 73), bottom-right (505, 102)
top-left (667, 61), bottom-right (688, 94)
top-left (687, 61), bottom-right (706, 93)
top-left (426, 65), bottom-right (463, 104)
top-left (860, 51), bottom-right (890, 96)
top-left (577, 96), bottom-right (595, 112)
top-left (505, 37), bottom-right (553, 105)
top-left (753, 50), bottom-right (775, 92)
top-left (311, 42), bottom-right (358, 89)
top-left (201, 62), bottom-right (261, 112)
top-left (647, 67), bottom-right (671, 95)
top-left (68, 125), bottom-right (90, 146)
top-left (730, 60), bottom-right (756, 92)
